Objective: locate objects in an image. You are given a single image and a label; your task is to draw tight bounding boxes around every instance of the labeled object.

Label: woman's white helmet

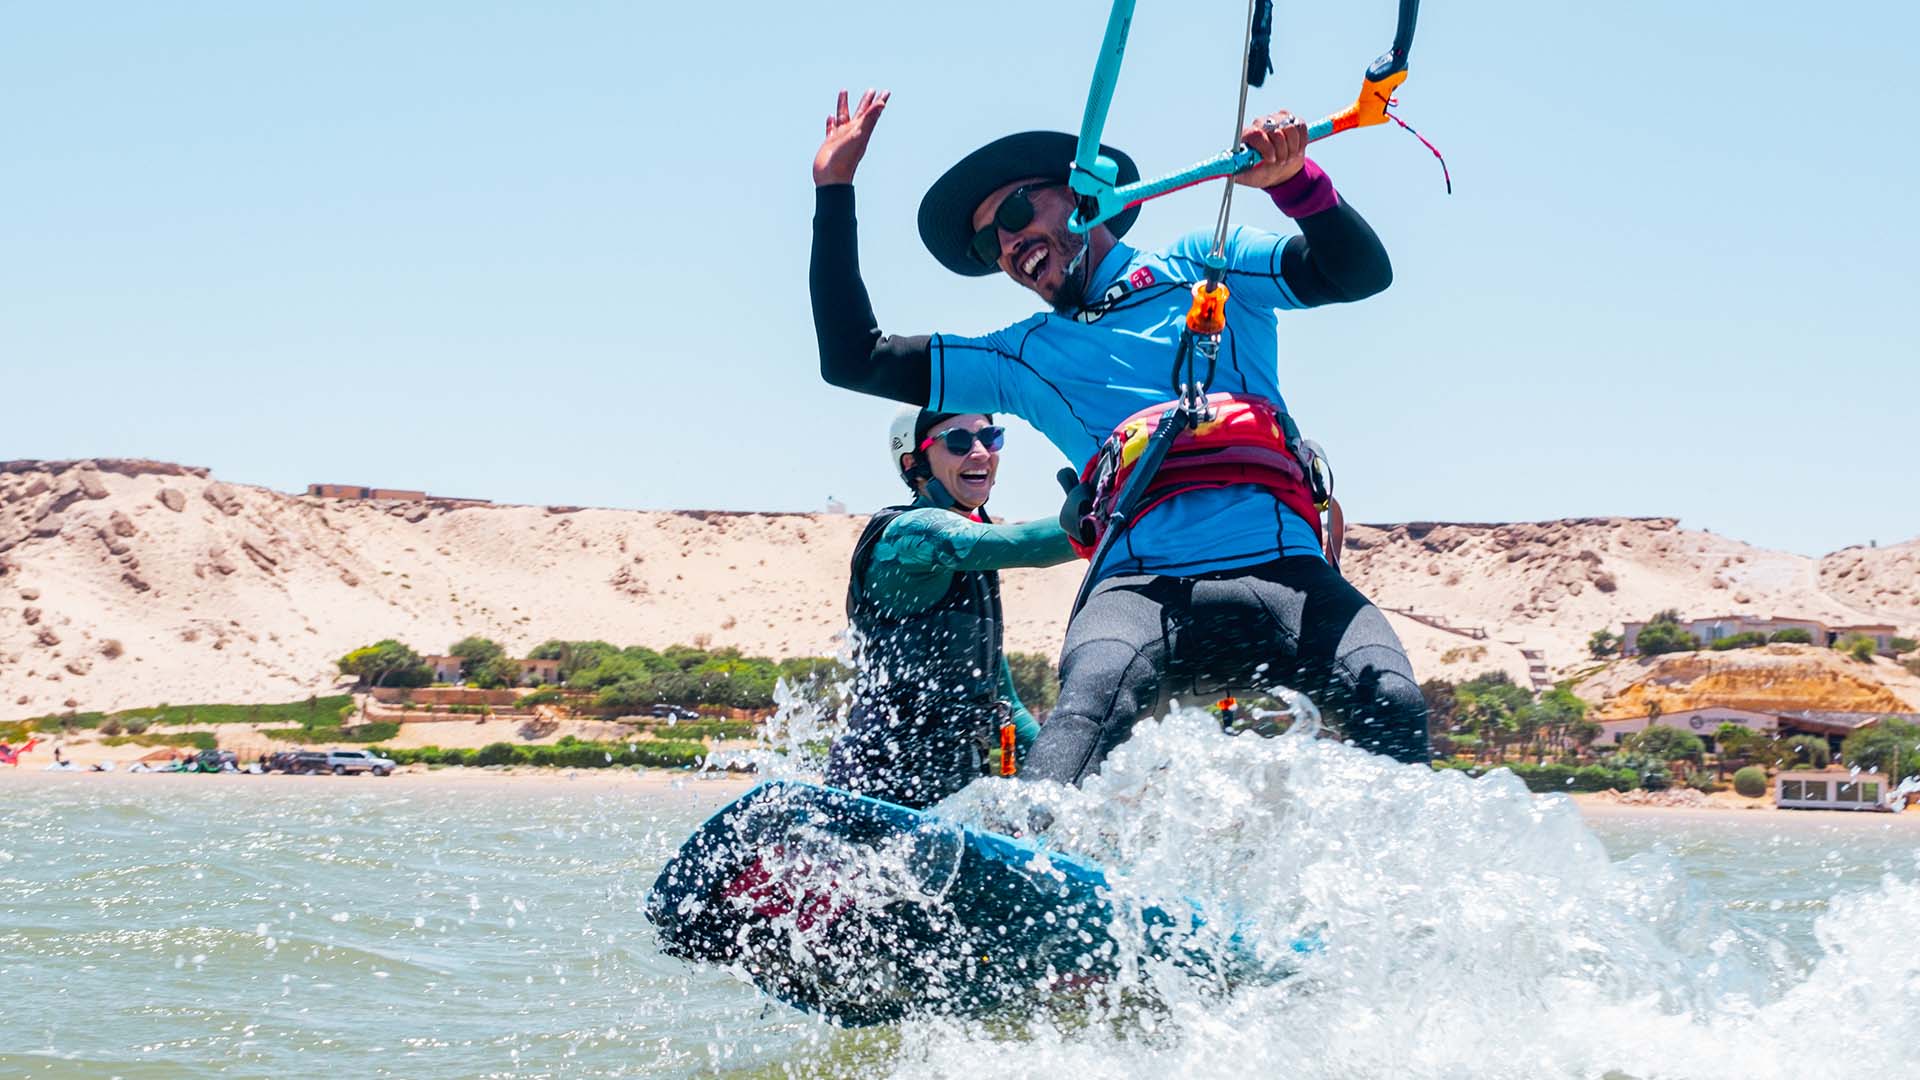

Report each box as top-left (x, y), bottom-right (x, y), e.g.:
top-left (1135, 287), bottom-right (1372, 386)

top-left (887, 406), bottom-right (995, 493)
top-left (887, 405), bottom-right (925, 485)
top-left (887, 405), bottom-right (957, 491)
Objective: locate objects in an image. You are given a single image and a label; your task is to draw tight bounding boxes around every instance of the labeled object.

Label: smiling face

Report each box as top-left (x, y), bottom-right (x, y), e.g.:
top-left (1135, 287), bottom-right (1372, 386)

top-left (901, 413), bottom-right (998, 512)
top-left (970, 178), bottom-right (1111, 312)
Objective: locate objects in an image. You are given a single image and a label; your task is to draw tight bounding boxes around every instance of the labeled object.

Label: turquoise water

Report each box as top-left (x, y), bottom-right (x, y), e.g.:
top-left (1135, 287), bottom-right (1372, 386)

top-left (3, 721), bottom-right (1918, 1078)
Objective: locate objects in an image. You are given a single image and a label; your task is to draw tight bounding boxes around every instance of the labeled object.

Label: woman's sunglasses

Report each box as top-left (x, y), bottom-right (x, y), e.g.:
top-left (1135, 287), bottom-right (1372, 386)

top-left (919, 425), bottom-right (1006, 455)
top-left (968, 183), bottom-right (1063, 268)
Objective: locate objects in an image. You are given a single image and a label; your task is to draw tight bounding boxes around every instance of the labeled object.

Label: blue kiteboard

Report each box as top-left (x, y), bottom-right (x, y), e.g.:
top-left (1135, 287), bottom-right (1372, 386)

top-left (645, 780), bottom-right (1286, 1027)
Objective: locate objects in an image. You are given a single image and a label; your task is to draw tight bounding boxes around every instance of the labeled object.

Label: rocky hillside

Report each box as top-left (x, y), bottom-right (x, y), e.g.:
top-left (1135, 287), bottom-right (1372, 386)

top-left (1341, 517), bottom-right (1917, 679)
top-left (2, 460), bottom-right (1915, 719)
top-left (1818, 538), bottom-right (1920, 625)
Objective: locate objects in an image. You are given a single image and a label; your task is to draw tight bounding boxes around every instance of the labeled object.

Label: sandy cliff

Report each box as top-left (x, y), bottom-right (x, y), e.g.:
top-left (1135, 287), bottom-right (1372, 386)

top-left (1575, 645), bottom-right (1920, 720)
top-left (2, 461), bottom-right (1914, 719)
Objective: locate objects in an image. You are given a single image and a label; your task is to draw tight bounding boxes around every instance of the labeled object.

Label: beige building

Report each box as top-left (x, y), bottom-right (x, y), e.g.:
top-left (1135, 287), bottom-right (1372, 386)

top-left (1594, 707), bottom-right (1779, 748)
top-left (1619, 614), bottom-right (1905, 656)
top-left (1829, 623), bottom-right (1902, 653)
top-left (306, 483), bottom-right (429, 501)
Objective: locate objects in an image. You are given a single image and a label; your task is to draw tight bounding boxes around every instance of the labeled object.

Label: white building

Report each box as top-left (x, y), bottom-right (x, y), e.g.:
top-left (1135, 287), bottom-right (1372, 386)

top-left (1775, 769), bottom-right (1897, 811)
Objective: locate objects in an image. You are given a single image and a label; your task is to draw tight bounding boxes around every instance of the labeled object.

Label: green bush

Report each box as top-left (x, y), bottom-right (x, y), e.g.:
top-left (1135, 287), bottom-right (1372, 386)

top-left (569, 644), bottom-right (841, 711)
top-left (1430, 760), bottom-right (1638, 792)
top-left (1587, 629), bottom-right (1622, 659)
top-left (1769, 628), bottom-right (1814, 644)
top-left (338, 640), bottom-right (432, 687)
top-left (1508, 762), bottom-right (1641, 792)
top-left (1604, 752), bottom-right (1672, 790)
top-left (519, 687), bottom-right (565, 707)
top-left (1576, 764), bottom-right (1640, 792)
top-left (1840, 719), bottom-right (1920, 783)
top-left (1784, 735), bottom-right (1832, 770)
top-left (1891, 636), bottom-right (1917, 655)
top-left (374, 738), bottom-right (708, 770)
top-left (17, 697), bottom-right (353, 731)
top-left (1838, 634), bottom-right (1878, 663)
top-left (631, 741), bottom-right (708, 768)
top-left (473, 741), bottom-right (519, 767)
top-left (529, 640), bottom-right (620, 681)
top-left (1006, 652), bottom-right (1060, 715)
top-left (1636, 622), bottom-right (1699, 656)
top-left (1626, 725), bottom-right (1706, 762)
top-left (1732, 766), bottom-right (1768, 797)
top-left (642, 719), bottom-right (756, 740)
top-left (1709, 631), bottom-right (1768, 651)
top-left (1684, 771), bottom-right (1722, 793)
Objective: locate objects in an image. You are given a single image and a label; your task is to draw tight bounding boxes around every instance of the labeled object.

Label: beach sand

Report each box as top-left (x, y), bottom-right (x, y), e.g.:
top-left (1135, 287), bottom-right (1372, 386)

top-left (1568, 789), bottom-right (1919, 822)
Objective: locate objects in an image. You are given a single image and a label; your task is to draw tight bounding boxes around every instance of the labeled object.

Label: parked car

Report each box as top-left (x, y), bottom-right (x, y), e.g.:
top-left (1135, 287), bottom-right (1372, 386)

top-left (647, 704), bottom-right (700, 721)
top-left (266, 750), bottom-right (329, 774)
top-left (323, 748), bottom-right (397, 776)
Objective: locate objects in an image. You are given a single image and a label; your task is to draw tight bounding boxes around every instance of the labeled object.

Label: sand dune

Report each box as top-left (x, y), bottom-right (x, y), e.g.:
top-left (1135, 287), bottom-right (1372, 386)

top-left (1, 460), bottom-right (1914, 719)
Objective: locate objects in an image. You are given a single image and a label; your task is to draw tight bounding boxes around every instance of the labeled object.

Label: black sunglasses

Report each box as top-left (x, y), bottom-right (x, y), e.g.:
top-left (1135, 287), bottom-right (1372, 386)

top-left (968, 183), bottom-right (1063, 268)
top-left (919, 425), bottom-right (1006, 456)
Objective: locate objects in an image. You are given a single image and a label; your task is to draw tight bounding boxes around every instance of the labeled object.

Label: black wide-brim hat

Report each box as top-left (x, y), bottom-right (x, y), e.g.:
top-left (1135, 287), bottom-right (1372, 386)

top-left (917, 130), bottom-right (1140, 278)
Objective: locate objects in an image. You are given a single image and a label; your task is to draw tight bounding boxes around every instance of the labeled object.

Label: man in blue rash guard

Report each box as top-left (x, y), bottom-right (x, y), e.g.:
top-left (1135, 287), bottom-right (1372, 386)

top-left (809, 89), bottom-right (1429, 787)
top-left (828, 407), bottom-right (1077, 808)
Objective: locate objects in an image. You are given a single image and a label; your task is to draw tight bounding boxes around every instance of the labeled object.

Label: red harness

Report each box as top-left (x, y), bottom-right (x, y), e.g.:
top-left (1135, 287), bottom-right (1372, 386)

top-left (1070, 392), bottom-right (1332, 563)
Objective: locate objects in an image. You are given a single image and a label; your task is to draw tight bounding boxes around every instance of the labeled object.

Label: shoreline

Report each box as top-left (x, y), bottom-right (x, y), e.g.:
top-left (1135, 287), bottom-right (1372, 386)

top-left (5, 767), bottom-right (1913, 825)
top-left (0, 762), bottom-right (761, 795)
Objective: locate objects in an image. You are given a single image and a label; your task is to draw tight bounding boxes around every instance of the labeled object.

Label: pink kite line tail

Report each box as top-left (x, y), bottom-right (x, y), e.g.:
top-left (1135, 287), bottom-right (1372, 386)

top-left (1384, 100), bottom-right (1451, 194)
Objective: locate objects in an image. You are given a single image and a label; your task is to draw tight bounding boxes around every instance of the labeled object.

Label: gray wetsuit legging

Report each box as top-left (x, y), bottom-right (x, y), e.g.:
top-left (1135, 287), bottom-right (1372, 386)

top-left (1020, 555), bottom-right (1431, 785)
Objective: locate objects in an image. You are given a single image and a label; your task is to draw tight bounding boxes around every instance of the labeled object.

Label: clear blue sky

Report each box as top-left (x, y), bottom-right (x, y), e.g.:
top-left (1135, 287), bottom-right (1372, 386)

top-left (3, 2), bottom-right (1913, 555)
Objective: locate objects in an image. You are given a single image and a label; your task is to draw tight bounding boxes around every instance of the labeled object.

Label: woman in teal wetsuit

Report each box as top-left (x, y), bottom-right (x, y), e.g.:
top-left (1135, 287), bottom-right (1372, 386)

top-left (827, 407), bottom-right (1076, 808)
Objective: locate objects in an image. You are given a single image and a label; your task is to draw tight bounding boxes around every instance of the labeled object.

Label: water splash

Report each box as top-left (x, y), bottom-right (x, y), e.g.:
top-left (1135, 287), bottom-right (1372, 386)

top-left (860, 700), bottom-right (1920, 1079)
top-left (682, 679), bottom-right (1920, 1077)
top-left (706, 645), bottom-right (855, 780)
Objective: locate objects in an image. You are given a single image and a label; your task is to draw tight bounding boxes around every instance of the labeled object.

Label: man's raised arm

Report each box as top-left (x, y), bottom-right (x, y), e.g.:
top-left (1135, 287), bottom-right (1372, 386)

top-left (810, 89), bottom-right (932, 406)
top-left (1232, 110), bottom-right (1394, 307)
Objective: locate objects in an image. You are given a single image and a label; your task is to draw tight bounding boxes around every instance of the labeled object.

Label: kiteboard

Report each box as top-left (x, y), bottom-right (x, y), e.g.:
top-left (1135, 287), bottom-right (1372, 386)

top-left (645, 780), bottom-right (1286, 1027)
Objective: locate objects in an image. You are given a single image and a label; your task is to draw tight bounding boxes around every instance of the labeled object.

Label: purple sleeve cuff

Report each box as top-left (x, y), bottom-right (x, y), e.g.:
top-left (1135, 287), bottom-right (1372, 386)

top-left (1266, 160), bottom-right (1339, 218)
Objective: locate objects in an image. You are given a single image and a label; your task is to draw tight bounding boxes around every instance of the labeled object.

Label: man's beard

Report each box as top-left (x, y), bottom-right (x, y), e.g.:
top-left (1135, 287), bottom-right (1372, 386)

top-left (1045, 230), bottom-right (1093, 314)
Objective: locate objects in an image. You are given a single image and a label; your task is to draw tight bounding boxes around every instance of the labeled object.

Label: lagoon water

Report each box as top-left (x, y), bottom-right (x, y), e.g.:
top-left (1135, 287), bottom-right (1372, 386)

top-left (3, 717), bottom-right (1917, 1079)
